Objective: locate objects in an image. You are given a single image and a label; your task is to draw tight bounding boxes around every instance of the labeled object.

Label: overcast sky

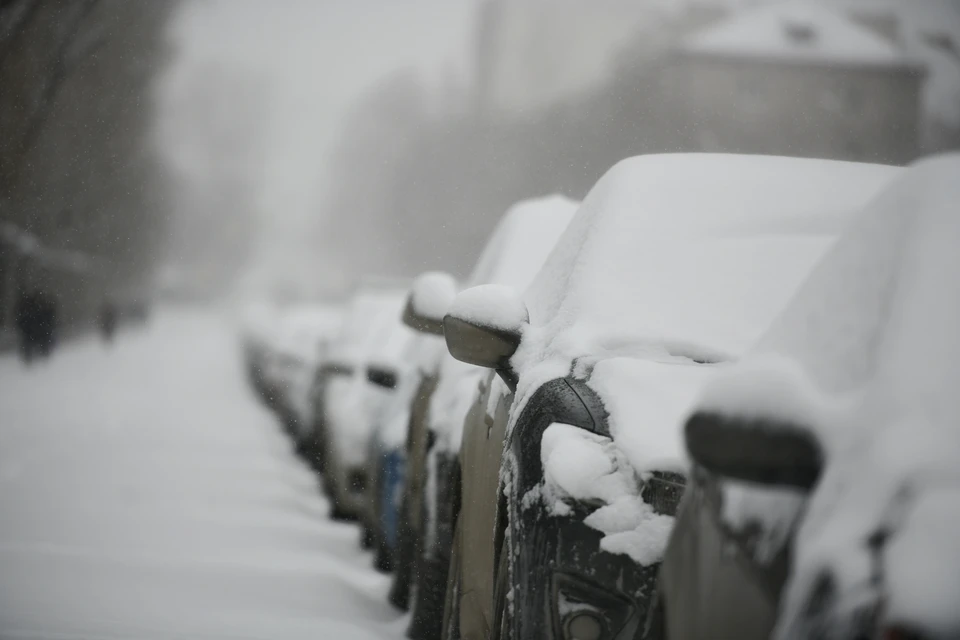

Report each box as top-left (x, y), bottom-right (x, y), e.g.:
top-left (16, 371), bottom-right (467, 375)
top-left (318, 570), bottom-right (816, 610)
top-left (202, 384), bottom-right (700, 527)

top-left (157, 0), bottom-right (476, 290)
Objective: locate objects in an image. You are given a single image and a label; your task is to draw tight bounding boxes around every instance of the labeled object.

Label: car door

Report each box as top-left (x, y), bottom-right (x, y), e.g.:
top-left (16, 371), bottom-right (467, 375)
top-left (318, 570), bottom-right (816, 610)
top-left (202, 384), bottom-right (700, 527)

top-left (458, 370), bottom-right (514, 640)
top-left (660, 471), bottom-right (785, 640)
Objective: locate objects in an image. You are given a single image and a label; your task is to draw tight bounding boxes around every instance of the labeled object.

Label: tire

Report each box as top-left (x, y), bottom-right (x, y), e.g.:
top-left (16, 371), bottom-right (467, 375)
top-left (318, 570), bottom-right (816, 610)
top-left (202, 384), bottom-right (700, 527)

top-left (408, 552), bottom-right (448, 640)
top-left (441, 519), bottom-right (462, 640)
top-left (388, 498), bottom-right (414, 610)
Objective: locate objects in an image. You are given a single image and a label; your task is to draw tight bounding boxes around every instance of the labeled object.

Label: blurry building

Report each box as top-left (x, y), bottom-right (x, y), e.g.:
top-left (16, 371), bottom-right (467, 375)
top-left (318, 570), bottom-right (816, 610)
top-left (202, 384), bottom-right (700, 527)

top-left (669, 3), bottom-right (926, 164)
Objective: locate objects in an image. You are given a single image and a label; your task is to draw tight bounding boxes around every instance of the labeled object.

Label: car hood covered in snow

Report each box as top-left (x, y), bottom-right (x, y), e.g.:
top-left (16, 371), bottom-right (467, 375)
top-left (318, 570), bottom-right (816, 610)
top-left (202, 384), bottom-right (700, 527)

top-left (512, 154), bottom-right (901, 465)
top-left (692, 154), bottom-right (960, 639)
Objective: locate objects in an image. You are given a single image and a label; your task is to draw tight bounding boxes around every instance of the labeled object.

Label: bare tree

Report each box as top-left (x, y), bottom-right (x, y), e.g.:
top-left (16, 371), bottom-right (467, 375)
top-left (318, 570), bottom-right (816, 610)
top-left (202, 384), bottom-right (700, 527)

top-left (0, 0), bottom-right (175, 329)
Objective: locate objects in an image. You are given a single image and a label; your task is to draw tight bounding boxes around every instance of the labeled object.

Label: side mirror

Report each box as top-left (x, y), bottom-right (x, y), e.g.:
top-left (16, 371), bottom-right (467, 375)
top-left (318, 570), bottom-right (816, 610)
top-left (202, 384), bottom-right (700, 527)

top-left (366, 365), bottom-right (398, 390)
top-left (402, 271), bottom-right (458, 336)
top-left (443, 285), bottom-right (527, 389)
top-left (684, 411), bottom-right (824, 491)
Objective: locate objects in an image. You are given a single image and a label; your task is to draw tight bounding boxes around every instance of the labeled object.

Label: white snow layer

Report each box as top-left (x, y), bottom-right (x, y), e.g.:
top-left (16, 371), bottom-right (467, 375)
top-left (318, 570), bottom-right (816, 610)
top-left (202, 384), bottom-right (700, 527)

top-left (0, 310), bottom-right (405, 639)
top-left (538, 424), bottom-right (674, 565)
top-left (448, 284), bottom-right (529, 332)
top-left (510, 154), bottom-right (900, 467)
top-left (410, 271), bottom-right (458, 321)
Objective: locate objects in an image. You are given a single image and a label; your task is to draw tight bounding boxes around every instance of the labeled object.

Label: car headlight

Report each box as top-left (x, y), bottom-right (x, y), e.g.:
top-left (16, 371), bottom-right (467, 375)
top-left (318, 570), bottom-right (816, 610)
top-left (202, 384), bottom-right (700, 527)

top-left (553, 573), bottom-right (638, 639)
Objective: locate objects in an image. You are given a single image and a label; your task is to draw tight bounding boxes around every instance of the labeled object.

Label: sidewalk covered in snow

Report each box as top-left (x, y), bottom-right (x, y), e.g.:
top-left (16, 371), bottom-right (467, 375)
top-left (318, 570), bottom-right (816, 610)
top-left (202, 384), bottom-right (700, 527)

top-left (0, 310), bottom-right (404, 639)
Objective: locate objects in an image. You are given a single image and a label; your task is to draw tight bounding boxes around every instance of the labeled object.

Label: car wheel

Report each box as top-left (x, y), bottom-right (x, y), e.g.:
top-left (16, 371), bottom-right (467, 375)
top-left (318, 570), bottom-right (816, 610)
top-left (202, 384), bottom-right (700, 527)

top-left (441, 519), bottom-right (462, 640)
top-left (388, 497), bottom-right (414, 610)
top-left (408, 550), bottom-right (448, 640)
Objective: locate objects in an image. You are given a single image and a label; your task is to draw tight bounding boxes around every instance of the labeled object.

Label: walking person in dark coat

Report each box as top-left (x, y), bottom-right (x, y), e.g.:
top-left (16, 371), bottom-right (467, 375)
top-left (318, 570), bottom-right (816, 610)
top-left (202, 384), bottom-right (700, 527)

top-left (16, 290), bottom-right (60, 363)
top-left (15, 290), bottom-right (39, 363)
top-left (99, 298), bottom-right (118, 343)
top-left (36, 293), bottom-right (57, 357)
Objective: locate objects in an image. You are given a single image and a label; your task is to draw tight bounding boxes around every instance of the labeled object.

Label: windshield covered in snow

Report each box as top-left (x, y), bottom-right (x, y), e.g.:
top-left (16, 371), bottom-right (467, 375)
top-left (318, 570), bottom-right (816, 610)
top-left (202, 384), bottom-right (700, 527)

top-left (520, 154), bottom-right (900, 362)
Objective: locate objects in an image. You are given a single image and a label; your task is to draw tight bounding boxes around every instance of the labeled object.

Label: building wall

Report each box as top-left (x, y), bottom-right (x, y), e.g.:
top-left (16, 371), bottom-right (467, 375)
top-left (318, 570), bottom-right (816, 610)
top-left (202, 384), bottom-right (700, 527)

top-left (669, 53), bottom-right (925, 164)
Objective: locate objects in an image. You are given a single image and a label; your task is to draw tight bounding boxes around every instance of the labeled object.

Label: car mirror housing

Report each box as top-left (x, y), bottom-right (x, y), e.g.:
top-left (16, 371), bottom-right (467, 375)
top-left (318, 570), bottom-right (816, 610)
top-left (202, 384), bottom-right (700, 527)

top-left (443, 285), bottom-right (527, 387)
top-left (366, 365), bottom-right (398, 390)
top-left (402, 271), bottom-right (458, 336)
top-left (684, 411), bottom-right (824, 491)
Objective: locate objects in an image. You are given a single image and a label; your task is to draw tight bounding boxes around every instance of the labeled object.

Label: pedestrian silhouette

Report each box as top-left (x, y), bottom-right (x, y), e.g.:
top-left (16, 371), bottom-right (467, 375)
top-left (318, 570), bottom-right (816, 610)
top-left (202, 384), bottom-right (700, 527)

top-left (15, 290), bottom-right (58, 363)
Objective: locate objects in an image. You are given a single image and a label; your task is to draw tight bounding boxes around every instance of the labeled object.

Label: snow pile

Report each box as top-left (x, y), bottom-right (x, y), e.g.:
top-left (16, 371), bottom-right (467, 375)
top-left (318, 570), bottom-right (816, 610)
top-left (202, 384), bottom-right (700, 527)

top-left (540, 423), bottom-right (637, 509)
top-left (585, 500), bottom-right (676, 567)
top-left (682, 3), bottom-right (911, 67)
top-left (448, 284), bottom-right (529, 332)
top-left (534, 422), bottom-right (675, 566)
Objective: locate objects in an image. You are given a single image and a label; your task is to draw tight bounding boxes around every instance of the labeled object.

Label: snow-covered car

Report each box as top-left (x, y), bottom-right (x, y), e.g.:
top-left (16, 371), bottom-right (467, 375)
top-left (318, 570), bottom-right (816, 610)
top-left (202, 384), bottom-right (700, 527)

top-left (663, 154), bottom-right (956, 640)
top-left (318, 285), bottom-right (408, 521)
top-left (403, 195), bottom-right (578, 640)
top-left (239, 300), bottom-right (282, 403)
top-left (439, 154), bottom-right (901, 640)
top-left (260, 304), bottom-right (343, 441)
top-left (362, 273), bottom-right (457, 573)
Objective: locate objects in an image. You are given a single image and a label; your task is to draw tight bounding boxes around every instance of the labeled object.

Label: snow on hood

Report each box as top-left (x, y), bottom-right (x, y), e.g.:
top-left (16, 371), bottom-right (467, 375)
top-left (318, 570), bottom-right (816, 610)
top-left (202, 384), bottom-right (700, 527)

top-left (273, 304), bottom-right (344, 361)
top-left (512, 154), bottom-right (900, 430)
top-left (329, 288), bottom-right (406, 366)
top-left (429, 195), bottom-right (578, 451)
top-left (506, 154), bottom-right (899, 566)
top-left (682, 154), bottom-right (960, 637)
top-left (682, 3), bottom-right (914, 67)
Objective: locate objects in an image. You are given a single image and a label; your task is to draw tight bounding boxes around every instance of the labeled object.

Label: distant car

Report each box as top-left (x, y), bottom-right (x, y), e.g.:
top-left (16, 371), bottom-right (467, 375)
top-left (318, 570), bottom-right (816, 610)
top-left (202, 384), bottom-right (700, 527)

top-left (261, 304), bottom-right (343, 442)
top-left (240, 301), bottom-right (283, 405)
top-left (363, 272), bottom-right (457, 573)
top-left (439, 154), bottom-right (901, 640)
top-left (660, 155), bottom-right (954, 640)
top-left (315, 286), bottom-right (408, 521)
top-left (400, 195), bottom-right (578, 640)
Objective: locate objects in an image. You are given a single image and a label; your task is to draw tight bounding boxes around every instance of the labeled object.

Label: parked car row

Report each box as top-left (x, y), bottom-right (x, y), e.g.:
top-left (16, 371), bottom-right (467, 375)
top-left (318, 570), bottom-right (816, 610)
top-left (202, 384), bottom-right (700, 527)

top-left (242, 151), bottom-right (958, 640)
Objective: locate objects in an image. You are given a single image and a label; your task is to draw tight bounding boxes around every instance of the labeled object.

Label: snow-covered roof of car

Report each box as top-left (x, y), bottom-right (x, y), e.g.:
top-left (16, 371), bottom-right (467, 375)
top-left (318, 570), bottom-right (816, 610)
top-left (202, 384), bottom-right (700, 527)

top-left (273, 304), bottom-right (343, 356)
top-left (467, 194), bottom-right (580, 289)
top-left (519, 154), bottom-right (900, 363)
top-left (329, 287), bottom-right (406, 364)
top-left (509, 154), bottom-right (900, 473)
top-left (681, 3), bottom-right (915, 67)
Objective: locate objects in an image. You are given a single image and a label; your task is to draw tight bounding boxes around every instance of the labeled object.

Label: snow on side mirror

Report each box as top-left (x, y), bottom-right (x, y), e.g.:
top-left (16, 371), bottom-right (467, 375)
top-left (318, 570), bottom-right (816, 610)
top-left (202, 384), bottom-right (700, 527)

top-left (443, 285), bottom-right (527, 385)
top-left (402, 271), bottom-right (458, 336)
top-left (684, 411), bottom-right (824, 491)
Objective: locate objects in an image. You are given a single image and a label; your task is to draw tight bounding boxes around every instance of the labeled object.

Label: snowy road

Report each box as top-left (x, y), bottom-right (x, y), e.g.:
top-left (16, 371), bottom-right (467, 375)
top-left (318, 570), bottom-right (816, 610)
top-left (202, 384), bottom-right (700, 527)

top-left (0, 310), bottom-right (405, 640)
